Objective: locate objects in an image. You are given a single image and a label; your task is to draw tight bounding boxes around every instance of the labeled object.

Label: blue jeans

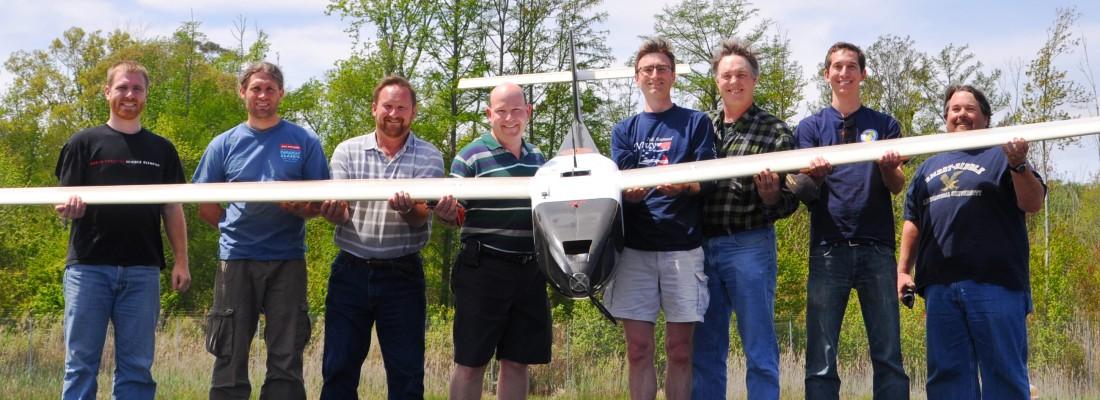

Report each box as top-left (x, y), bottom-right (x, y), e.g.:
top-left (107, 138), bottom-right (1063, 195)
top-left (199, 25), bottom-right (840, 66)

top-left (63, 264), bottom-right (161, 400)
top-left (805, 243), bottom-right (908, 400)
top-left (693, 226), bottom-right (780, 400)
top-left (925, 281), bottom-right (1030, 399)
top-left (321, 251), bottom-right (426, 400)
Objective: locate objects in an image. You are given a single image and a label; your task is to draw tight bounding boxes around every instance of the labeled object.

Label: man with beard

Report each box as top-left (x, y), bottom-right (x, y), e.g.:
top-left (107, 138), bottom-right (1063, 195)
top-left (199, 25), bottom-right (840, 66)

top-left (54, 60), bottom-right (190, 399)
top-left (898, 85), bottom-right (1044, 399)
top-left (435, 82), bottom-right (551, 400)
top-left (193, 61), bottom-right (330, 400)
top-left (316, 76), bottom-right (445, 399)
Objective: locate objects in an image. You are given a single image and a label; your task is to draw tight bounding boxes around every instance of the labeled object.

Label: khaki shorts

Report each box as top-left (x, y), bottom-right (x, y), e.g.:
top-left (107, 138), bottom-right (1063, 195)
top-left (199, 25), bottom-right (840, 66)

top-left (604, 247), bottom-right (708, 323)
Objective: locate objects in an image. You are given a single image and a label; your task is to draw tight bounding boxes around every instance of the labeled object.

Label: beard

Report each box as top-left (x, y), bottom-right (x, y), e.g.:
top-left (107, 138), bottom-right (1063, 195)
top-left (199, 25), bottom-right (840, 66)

top-left (111, 100), bottom-right (144, 121)
top-left (378, 118), bottom-right (411, 138)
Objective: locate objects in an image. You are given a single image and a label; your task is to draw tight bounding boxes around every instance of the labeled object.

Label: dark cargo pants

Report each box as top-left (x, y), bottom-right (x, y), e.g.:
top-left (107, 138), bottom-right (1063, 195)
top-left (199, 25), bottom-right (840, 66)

top-left (206, 259), bottom-right (311, 400)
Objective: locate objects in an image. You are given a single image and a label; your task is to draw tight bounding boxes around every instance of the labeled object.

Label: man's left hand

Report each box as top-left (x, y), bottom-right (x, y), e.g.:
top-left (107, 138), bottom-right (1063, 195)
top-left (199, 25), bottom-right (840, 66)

top-left (172, 261), bottom-right (191, 293)
top-left (1003, 137), bottom-right (1029, 167)
top-left (754, 169), bottom-right (780, 206)
top-left (877, 150), bottom-right (903, 171)
top-left (656, 182), bottom-right (697, 197)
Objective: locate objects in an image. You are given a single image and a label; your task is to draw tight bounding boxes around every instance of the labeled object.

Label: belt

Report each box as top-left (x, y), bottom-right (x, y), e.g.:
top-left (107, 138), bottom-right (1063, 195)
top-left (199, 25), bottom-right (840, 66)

top-left (464, 241), bottom-right (536, 265)
top-left (340, 250), bottom-right (420, 268)
top-left (820, 238), bottom-right (879, 247)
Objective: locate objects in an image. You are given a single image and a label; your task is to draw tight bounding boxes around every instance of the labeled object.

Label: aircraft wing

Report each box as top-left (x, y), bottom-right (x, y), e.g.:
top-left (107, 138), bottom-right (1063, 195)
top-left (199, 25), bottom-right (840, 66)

top-left (0, 177), bottom-right (533, 205)
top-left (456, 64), bottom-right (691, 89)
top-left (618, 117), bottom-right (1100, 189)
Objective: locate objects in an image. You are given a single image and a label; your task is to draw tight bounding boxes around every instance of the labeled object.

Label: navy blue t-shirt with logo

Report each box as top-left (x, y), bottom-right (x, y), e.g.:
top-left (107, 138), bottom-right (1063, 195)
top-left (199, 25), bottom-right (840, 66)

top-left (795, 106), bottom-right (901, 247)
top-left (904, 147), bottom-right (1044, 294)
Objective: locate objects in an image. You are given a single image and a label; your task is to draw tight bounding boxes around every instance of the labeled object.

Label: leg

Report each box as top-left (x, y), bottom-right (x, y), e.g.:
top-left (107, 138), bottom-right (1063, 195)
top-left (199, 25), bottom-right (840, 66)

top-left (804, 245), bottom-right (852, 400)
top-left (209, 260), bottom-right (261, 400)
top-left (924, 283), bottom-right (980, 399)
top-left (665, 322), bottom-right (696, 400)
top-left (727, 227), bottom-right (781, 400)
top-left (691, 238), bottom-right (733, 400)
top-left (496, 360), bottom-right (529, 400)
top-left (854, 245), bottom-right (909, 400)
top-left (623, 319), bottom-right (657, 400)
top-left (449, 363), bottom-right (487, 400)
top-left (259, 260), bottom-right (310, 400)
top-left (111, 266), bottom-right (161, 400)
top-left (374, 259), bottom-right (427, 400)
top-left (320, 254), bottom-right (374, 400)
top-left (62, 265), bottom-right (113, 400)
top-left (961, 281), bottom-right (1030, 400)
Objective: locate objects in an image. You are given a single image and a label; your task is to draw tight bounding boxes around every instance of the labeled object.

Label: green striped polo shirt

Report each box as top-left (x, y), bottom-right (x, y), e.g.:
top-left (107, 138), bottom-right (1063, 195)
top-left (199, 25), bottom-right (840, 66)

top-left (450, 133), bottom-right (545, 253)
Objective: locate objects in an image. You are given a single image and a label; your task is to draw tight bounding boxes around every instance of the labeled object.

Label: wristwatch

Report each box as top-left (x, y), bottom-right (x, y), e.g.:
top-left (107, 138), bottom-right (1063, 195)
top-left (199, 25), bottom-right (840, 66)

top-left (1010, 161), bottom-right (1029, 173)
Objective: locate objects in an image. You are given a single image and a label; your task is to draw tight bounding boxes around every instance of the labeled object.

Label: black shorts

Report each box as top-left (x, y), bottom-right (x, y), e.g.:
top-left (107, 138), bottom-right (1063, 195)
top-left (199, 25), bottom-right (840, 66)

top-left (451, 245), bottom-right (552, 367)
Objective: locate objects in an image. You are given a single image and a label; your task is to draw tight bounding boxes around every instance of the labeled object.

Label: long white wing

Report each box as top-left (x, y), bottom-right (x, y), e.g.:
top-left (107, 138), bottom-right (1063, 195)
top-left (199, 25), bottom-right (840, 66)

top-left (619, 117), bottom-right (1100, 188)
top-left (0, 177), bottom-right (532, 205)
top-left (1, 117), bottom-right (1096, 205)
top-left (456, 64), bottom-right (691, 89)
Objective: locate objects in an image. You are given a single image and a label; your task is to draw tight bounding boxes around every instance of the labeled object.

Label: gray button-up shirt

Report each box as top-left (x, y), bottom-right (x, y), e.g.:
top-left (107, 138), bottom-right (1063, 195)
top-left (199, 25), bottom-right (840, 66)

top-left (330, 132), bottom-right (444, 259)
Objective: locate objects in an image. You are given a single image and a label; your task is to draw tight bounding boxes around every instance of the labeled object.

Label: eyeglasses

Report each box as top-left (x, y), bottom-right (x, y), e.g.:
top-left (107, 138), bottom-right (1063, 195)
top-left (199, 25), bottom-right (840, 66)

top-left (840, 116), bottom-right (856, 141)
top-left (637, 64), bottom-right (672, 75)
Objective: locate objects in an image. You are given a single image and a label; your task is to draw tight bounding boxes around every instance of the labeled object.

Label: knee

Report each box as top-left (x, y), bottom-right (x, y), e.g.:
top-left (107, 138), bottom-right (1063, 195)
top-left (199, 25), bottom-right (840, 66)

top-left (626, 338), bottom-right (655, 366)
top-left (665, 338), bottom-right (693, 367)
top-left (498, 360), bottom-right (528, 378)
top-left (452, 364), bottom-right (486, 383)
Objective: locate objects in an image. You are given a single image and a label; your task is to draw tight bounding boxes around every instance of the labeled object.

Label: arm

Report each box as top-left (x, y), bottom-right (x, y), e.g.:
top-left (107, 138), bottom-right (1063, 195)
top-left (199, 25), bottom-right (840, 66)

top-left (760, 123), bottom-right (800, 218)
top-left (1003, 138), bottom-right (1045, 213)
top-left (896, 220), bottom-right (919, 299)
top-left (162, 203), bottom-right (190, 292)
top-left (198, 203), bottom-right (224, 228)
top-left (878, 150), bottom-right (906, 195)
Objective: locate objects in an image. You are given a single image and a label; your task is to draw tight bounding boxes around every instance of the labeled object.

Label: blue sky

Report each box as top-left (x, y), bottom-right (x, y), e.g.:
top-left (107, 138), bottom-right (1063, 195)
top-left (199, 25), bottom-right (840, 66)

top-left (1, 0), bottom-right (1098, 181)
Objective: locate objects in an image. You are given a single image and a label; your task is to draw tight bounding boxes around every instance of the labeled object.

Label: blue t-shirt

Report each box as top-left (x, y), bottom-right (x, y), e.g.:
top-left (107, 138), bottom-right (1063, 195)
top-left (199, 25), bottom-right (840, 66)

top-left (611, 104), bottom-right (716, 251)
top-left (192, 120), bottom-right (331, 260)
top-left (795, 106), bottom-right (900, 247)
top-left (904, 147), bottom-right (1044, 294)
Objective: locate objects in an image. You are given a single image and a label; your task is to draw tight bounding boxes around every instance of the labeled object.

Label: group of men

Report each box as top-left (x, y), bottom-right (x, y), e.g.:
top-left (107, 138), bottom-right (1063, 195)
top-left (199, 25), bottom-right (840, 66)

top-left (54, 35), bottom-right (1044, 400)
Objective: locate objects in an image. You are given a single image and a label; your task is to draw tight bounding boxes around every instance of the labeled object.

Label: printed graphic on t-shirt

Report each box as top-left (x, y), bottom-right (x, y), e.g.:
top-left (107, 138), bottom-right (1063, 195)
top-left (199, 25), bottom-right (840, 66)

top-left (923, 162), bottom-right (988, 204)
top-left (634, 137), bottom-right (673, 167)
top-left (859, 129), bottom-right (879, 142)
top-left (280, 144), bottom-right (302, 163)
top-left (89, 159), bottom-right (163, 168)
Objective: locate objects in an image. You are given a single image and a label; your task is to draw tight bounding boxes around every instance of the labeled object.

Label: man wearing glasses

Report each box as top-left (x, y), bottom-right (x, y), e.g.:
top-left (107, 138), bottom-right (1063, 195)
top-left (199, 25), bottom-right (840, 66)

top-left (607, 37), bottom-right (716, 399)
top-left (795, 42), bottom-right (909, 400)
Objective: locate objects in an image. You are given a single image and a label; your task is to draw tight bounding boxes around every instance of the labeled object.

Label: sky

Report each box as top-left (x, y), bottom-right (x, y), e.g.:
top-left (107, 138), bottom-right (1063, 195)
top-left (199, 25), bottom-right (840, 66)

top-left (1, 0), bottom-right (1098, 182)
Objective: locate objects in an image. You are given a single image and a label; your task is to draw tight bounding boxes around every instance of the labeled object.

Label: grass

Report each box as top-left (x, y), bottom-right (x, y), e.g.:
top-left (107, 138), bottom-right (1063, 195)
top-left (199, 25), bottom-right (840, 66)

top-left (0, 315), bottom-right (1096, 399)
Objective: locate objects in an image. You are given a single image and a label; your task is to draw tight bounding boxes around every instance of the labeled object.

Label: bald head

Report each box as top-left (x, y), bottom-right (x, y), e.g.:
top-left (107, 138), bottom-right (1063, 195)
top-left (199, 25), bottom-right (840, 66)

top-left (487, 83), bottom-right (531, 147)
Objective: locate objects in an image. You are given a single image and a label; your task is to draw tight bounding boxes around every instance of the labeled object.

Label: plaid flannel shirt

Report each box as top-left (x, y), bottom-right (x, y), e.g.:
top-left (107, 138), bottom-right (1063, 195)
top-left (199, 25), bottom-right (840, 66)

top-left (702, 104), bottom-right (800, 237)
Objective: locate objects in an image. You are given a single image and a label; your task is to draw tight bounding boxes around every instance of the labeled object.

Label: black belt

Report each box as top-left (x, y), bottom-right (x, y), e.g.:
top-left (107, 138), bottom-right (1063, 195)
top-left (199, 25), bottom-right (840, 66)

top-left (464, 241), bottom-right (536, 265)
top-left (339, 250), bottom-right (420, 268)
top-left (820, 238), bottom-right (880, 247)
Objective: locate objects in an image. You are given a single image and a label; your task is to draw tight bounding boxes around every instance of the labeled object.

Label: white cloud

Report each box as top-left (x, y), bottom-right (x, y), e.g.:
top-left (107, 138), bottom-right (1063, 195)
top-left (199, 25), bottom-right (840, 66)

top-left (136, 0), bottom-right (329, 13)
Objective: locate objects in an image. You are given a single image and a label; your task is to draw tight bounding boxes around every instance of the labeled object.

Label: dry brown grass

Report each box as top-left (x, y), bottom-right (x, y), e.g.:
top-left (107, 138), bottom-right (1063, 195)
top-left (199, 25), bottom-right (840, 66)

top-left (0, 316), bottom-right (1096, 399)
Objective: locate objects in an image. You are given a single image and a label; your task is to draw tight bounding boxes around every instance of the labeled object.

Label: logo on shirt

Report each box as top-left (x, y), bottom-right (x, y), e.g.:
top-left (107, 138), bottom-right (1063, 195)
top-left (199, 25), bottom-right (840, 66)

top-left (924, 162), bottom-right (987, 205)
top-left (860, 129), bottom-right (879, 142)
top-left (635, 137), bottom-right (673, 167)
top-left (89, 159), bottom-right (162, 168)
top-left (939, 171), bottom-right (963, 192)
top-left (280, 144), bottom-right (302, 163)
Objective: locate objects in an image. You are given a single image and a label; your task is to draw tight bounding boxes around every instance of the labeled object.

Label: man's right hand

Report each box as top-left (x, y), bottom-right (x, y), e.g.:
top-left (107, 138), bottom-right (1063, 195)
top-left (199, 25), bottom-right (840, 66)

top-left (55, 195), bottom-right (85, 220)
top-left (319, 200), bottom-right (350, 224)
top-left (806, 156), bottom-right (833, 184)
top-left (622, 187), bottom-right (648, 203)
top-left (897, 270), bottom-right (916, 300)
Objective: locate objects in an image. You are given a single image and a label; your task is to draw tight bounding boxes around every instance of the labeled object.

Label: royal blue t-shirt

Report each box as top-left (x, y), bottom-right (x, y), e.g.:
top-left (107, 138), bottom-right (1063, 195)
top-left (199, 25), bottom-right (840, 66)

top-left (611, 105), bottom-right (716, 251)
top-left (904, 147), bottom-right (1045, 294)
top-left (795, 106), bottom-right (900, 247)
top-left (192, 120), bottom-right (331, 260)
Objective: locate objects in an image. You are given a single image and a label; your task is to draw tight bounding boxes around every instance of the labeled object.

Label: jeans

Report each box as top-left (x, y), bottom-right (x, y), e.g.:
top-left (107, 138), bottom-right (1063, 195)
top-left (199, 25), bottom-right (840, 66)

top-left (207, 259), bottom-right (310, 400)
top-left (692, 226), bottom-right (780, 400)
top-left (63, 264), bottom-right (161, 400)
top-left (925, 281), bottom-right (1030, 399)
top-left (321, 251), bottom-right (426, 400)
top-left (805, 242), bottom-right (909, 400)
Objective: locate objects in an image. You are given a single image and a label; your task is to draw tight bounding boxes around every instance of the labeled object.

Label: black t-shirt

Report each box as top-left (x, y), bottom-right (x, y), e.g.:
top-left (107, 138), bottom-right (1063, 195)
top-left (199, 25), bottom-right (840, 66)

top-left (54, 125), bottom-right (185, 268)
